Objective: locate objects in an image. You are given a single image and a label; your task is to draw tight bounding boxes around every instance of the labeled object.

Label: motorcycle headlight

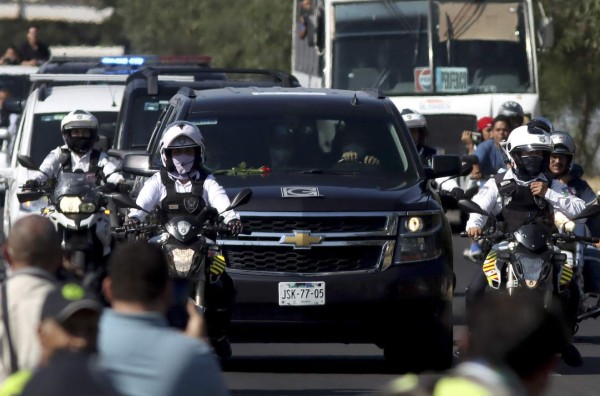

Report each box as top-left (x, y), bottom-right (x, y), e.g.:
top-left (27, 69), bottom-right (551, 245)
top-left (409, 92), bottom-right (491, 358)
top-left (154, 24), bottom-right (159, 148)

top-left (59, 196), bottom-right (83, 213)
top-left (78, 202), bottom-right (96, 213)
top-left (165, 246), bottom-right (200, 277)
top-left (20, 196), bottom-right (48, 213)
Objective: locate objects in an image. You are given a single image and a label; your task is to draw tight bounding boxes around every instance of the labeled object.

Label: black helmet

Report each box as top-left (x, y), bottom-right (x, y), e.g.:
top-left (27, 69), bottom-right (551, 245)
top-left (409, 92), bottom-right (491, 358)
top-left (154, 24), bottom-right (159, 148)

top-left (498, 101), bottom-right (524, 130)
top-left (528, 116), bottom-right (554, 134)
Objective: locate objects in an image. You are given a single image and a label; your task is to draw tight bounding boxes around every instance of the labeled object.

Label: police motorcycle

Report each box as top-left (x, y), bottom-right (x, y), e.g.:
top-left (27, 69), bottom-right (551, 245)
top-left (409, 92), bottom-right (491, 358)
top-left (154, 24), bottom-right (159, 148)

top-left (113, 188), bottom-right (252, 309)
top-left (16, 154), bottom-right (136, 288)
top-left (554, 209), bottom-right (600, 323)
top-left (459, 199), bottom-right (600, 303)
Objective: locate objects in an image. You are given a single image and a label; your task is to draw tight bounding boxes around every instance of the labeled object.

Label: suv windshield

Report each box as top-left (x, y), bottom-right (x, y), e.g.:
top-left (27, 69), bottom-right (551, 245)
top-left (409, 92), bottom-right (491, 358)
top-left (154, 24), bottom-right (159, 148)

top-left (27, 112), bottom-right (118, 166)
top-left (128, 96), bottom-right (170, 149)
top-left (152, 114), bottom-right (417, 183)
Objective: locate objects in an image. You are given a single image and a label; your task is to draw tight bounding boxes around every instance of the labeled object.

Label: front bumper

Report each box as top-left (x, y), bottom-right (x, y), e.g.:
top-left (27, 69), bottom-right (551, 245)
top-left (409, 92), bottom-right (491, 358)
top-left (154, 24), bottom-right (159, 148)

top-left (228, 256), bottom-right (453, 343)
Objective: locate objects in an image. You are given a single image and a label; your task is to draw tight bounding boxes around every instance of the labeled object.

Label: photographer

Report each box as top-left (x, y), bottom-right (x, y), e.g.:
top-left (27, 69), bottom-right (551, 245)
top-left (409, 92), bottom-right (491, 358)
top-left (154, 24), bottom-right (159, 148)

top-left (461, 116), bottom-right (493, 154)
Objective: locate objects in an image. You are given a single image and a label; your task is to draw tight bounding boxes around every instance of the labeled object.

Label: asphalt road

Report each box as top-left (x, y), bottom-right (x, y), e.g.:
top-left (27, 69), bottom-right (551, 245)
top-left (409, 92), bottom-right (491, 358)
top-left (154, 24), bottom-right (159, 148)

top-left (223, 223), bottom-right (600, 396)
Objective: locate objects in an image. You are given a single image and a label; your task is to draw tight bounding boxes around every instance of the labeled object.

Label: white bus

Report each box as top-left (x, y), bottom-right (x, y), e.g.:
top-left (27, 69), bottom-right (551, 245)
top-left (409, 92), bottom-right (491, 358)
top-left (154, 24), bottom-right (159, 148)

top-left (292, 0), bottom-right (554, 154)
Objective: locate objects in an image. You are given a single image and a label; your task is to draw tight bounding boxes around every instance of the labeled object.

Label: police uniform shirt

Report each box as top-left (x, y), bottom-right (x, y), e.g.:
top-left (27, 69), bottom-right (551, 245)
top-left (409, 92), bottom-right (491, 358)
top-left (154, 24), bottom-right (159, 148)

top-left (35, 145), bottom-right (124, 185)
top-left (465, 168), bottom-right (586, 230)
top-left (128, 171), bottom-right (239, 224)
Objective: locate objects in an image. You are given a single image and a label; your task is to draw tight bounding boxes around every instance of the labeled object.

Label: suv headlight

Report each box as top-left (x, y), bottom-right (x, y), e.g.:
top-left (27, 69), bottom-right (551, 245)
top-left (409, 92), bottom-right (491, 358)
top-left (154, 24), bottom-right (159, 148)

top-left (20, 196), bottom-right (48, 213)
top-left (393, 212), bottom-right (443, 264)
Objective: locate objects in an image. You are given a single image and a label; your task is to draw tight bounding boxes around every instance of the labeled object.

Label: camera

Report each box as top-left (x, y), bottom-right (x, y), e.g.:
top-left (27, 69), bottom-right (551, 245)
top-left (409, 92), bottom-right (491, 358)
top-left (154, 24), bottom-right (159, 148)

top-left (471, 131), bottom-right (483, 144)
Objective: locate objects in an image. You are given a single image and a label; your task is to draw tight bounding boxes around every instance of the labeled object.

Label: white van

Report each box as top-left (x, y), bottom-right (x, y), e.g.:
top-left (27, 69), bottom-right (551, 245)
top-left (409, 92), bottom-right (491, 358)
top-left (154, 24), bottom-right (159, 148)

top-left (0, 81), bottom-right (125, 238)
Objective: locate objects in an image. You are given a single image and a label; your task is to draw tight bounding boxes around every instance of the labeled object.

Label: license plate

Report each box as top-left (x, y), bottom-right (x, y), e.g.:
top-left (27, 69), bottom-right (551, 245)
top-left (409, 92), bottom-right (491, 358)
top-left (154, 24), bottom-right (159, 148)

top-left (278, 282), bottom-right (325, 306)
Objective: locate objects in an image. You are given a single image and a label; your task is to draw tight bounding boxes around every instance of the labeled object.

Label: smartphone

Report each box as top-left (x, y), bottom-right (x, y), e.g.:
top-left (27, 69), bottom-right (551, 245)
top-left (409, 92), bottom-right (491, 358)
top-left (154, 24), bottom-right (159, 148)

top-left (166, 277), bottom-right (191, 330)
top-left (471, 131), bottom-right (483, 143)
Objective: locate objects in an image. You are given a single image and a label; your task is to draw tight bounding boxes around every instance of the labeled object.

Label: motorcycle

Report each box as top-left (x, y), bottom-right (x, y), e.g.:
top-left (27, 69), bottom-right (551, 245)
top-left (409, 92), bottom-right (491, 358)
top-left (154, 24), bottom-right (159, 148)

top-left (113, 188), bottom-right (252, 309)
top-left (16, 154), bottom-right (137, 289)
top-left (458, 199), bottom-right (600, 304)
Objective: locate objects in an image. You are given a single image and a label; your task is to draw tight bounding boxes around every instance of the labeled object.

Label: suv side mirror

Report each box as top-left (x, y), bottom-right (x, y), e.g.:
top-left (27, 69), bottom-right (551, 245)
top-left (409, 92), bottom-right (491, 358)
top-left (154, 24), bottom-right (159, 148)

top-left (425, 154), bottom-right (462, 179)
top-left (121, 153), bottom-right (156, 177)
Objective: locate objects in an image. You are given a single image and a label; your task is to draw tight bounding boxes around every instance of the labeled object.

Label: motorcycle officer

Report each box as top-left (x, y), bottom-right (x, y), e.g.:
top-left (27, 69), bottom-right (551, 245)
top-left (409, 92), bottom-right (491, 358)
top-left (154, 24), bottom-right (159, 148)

top-left (125, 121), bottom-right (242, 359)
top-left (549, 131), bottom-right (600, 320)
top-left (401, 109), bottom-right (436, 165)
top-left (465, 123), bottom-right (587, 367)
top-left (25, 109), bottom-right (124, 188)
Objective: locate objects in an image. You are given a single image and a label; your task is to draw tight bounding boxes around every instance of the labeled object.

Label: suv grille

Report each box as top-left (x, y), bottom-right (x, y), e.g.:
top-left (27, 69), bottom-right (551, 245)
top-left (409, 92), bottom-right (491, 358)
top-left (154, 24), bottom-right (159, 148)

top-left (242, 216), bottom-right (388, 234)
top-left (226, 245), bottom-right (383, 273)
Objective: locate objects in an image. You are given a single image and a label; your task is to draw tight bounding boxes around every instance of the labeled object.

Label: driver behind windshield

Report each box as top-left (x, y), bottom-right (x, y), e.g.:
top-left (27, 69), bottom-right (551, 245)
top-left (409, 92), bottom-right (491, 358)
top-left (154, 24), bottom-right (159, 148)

top-left (337, 122), bottom-right (380, 165)
top-left (24, 109), bottom-right (124, 189)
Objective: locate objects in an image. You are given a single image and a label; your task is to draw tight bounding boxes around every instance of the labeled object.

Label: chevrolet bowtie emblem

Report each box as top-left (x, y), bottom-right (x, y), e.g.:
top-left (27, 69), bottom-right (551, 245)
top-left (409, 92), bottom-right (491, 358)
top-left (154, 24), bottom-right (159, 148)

top-left (279, 230), bottom-right (324, 249)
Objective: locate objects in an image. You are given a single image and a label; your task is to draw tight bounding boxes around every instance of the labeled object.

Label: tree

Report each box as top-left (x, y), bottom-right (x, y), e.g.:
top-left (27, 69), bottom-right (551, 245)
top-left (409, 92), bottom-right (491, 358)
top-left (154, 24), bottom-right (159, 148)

top-left (115, 0), bottom-right (293, 70)
top-left (539, 0), bottom-right (600, 174)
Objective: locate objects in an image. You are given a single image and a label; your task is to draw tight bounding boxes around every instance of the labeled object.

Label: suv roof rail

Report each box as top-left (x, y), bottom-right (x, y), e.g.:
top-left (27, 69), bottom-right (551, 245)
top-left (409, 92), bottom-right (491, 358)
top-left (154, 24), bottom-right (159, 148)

top-left (30, 73), bottom-right (128, 91)
top-left (30, 74), bottom-right (129, 83)
top-left (126, 66), bottom-right (301, 94)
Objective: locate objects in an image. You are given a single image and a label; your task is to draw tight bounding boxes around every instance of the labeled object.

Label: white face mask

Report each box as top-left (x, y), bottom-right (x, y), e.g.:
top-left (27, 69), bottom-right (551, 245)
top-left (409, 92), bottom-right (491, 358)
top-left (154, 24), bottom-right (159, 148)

top-left (172, 153), bottom-right (195, 174)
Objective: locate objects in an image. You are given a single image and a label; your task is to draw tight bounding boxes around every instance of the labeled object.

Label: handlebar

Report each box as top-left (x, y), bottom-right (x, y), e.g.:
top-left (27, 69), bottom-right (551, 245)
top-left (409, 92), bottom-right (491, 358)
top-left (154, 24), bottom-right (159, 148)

top-left (552, 232), bottom-right (600, 245)
top-left (112, 223), bottom-right (159, 234)
top-left (459, 229), bottom-right (505, 241)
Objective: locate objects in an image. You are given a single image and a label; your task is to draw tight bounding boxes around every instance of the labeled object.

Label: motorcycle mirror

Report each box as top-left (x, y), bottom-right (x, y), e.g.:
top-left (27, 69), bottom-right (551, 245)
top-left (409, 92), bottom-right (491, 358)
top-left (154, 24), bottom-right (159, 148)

top-left (571, 204), bottom-right (600, 222)
top-left (111, 193), bottom-right (149, 213)
top-left (17, 191), bottom-right (45, 204)
top-left (17, 154), bottom-right (51, 179)
top-left (223, 188), bottom-right (252, 212)
top-left (17, 154), bottom-right (38, 171)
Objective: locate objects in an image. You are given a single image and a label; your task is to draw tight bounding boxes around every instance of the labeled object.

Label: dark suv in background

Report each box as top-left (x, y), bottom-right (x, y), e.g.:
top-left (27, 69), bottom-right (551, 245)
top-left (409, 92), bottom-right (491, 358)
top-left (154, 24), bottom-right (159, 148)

top-left (110, 67), bottom-right (300, 159)
top-left (125, 86), bottom-right (461, 372)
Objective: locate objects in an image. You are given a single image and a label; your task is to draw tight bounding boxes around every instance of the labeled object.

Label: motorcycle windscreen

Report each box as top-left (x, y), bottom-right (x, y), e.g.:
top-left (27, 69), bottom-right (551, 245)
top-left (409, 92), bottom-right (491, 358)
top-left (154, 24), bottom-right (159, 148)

top-left (513, 252), bottom-right (553, 288)
top-left (513, 224), bottom-right (548, 253)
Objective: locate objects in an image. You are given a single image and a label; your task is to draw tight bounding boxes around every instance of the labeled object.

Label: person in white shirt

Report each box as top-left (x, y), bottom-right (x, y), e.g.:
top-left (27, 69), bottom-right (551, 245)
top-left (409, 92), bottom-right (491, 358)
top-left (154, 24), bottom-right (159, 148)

top-left (125, 121), bottom-right (242, 359)
top-left (25, 109), bottom-right (124, 189)
top-left (465, 123), bottom-right (586, 367)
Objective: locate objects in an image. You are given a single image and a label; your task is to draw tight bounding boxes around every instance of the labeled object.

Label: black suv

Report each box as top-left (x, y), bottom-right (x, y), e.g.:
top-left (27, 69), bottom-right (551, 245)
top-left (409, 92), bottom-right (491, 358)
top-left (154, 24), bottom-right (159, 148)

top-left (126, 86), bottom-right (461, 371)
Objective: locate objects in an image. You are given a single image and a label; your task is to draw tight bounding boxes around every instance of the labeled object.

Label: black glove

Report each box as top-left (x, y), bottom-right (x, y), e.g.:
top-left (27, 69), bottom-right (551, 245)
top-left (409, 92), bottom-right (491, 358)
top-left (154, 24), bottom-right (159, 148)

top-left (117, 181), bottom-right (132, 194)
top-left (227, 219), bottom-right (243, 236)
top-left (23, 179), bottom-right (40, 190)
top-left (451, 187), bottom-right (465, 201)
top-left (124, 217), bottom-right (140, 229)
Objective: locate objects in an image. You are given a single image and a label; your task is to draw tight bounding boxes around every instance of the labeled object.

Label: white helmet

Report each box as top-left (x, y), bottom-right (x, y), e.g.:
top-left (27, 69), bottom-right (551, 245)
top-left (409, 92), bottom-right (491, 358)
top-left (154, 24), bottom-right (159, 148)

top-left (401, 108), bottom-right (428, 146)
top-left (505, 124), bottom-right (553, 179)
top-left (159, 121), bottom-right (205, 171)
top-left (60, 110), bottom-right (98, 154)
top-left (401, 108), bottom-right (427, 129)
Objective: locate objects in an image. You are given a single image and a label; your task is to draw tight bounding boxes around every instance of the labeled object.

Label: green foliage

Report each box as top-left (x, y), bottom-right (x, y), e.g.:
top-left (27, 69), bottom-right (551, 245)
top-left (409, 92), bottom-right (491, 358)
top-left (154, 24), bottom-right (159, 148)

top-left (115, 0), bottom-right (293, 70)
top-left (539, 0), bottom-right (600, 173)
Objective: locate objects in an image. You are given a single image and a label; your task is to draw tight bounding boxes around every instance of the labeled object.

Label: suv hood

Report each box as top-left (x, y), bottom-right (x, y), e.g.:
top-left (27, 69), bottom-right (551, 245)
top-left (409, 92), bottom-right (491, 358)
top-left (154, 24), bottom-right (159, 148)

top-left (217, 173), bottom-right (436, 212)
